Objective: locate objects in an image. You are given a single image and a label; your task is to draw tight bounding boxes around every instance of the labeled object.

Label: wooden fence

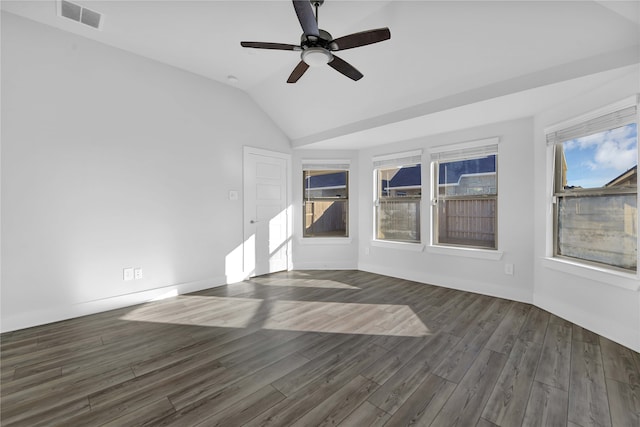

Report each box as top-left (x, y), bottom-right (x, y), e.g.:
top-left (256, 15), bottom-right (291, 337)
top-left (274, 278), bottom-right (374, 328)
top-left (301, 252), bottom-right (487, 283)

top-left (304, 200), bottom-right (347, 236)
top-left (377, 200), bottom-right (421, 242)
top-left (558, 194), bottom-right (637, 270)
top-left (437, 198), bottom-right (496, 248)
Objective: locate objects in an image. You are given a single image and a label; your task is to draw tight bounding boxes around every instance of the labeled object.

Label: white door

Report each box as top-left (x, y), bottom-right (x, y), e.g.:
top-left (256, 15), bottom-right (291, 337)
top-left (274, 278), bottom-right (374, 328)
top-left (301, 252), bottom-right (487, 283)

top-left (243, 148), bottom-right (290, 277)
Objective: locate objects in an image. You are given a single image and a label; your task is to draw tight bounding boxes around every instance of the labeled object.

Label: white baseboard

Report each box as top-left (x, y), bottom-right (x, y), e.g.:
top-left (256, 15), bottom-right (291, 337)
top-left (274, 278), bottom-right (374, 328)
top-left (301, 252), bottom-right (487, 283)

top-left (1, 276), bottom-right (227, 333)
top-left (292, 261), bottom-right (358, 270)
top-left (534, 293), bottom-right (640, 353)
top-left (357, 262), bottom-right (533, 304)
top-left (358, 262), bottom-right (639, 352)
top-left (225, 272), bottom-right (252, 285)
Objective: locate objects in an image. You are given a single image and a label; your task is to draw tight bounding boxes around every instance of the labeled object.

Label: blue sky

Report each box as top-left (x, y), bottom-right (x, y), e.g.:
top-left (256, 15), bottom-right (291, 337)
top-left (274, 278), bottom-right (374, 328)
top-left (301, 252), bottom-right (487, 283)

top-left (563, 123), bottom-right (637, 188)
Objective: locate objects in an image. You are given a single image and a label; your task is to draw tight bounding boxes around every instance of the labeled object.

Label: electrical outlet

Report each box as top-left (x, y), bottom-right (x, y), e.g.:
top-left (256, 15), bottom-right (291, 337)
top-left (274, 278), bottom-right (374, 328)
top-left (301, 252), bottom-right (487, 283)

top-left (134, 268), bottom-right (143, 280)
top-left (123, 267), bottom-right (134, 281)
top-left (504, 263), bottom-right (514, 275)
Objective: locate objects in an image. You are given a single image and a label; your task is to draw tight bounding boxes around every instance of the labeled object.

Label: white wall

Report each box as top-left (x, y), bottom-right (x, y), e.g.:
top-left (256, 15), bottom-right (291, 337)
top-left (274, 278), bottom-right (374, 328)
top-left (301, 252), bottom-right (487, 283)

top-left (0, 13), bottom-right (291, 332)
top-left (2, 12), bottom-right (639, 353)
top-left (358, 118), bottom-right (535, 304)
top-left (533, 68), bottom-right (640, 352)
top-left (291, 150), bottom-right (359, 270)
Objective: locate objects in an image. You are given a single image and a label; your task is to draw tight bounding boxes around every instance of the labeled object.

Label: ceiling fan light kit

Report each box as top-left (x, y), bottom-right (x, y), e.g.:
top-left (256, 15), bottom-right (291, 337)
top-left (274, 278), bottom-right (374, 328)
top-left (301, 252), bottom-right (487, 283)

top-left (302, 47), bottom-right (333, 67)
top-left (240, 0), bottom-right (390, 83)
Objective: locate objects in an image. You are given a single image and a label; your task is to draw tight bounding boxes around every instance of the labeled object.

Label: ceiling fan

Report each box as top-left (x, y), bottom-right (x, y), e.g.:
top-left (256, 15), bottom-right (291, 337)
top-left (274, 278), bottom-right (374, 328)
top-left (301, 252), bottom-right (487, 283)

top-left (240, 0), bottom-right (391, 83)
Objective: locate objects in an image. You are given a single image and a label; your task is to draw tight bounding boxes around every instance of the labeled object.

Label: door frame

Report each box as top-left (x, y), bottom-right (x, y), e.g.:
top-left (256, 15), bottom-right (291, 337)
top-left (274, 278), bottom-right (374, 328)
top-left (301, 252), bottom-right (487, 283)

top-left (243, 146), bottom-right (292, 277)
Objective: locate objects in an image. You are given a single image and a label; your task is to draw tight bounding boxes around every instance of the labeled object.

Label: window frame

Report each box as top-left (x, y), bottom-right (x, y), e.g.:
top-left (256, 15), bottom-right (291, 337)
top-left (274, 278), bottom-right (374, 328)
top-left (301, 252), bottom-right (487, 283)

top-left (372, 150), bottom-right (423, 244)
top-left (546, 96), bottom-right (639, 273)
top-left (301, 161), bottom-right (350, 239)
top-left (430, 138), bottom-right (499, 251)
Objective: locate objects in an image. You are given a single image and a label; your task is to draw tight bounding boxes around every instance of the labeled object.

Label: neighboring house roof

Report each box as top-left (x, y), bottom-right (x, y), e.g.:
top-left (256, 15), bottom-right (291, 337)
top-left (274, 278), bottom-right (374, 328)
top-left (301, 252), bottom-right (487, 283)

top-left (380, 157), bottom-right (497, 189)
top-left (306, 172), bottom-right (347, 189)
top-left (388, 165), bottom-right (421, 188)
top-left (309, 159), bottom-right (498, 190)
top-left (439, 156), bottom-right (496, 185)
top-left (605, 165), bottom-right (637, 187)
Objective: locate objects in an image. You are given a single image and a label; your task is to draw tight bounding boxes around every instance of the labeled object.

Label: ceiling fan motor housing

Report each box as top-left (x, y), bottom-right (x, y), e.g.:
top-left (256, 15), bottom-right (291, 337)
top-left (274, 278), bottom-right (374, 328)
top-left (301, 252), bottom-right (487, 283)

top-left (301, 29), bottom-right (335, 49)
top-left (300, 29), bottom-right (336, 66)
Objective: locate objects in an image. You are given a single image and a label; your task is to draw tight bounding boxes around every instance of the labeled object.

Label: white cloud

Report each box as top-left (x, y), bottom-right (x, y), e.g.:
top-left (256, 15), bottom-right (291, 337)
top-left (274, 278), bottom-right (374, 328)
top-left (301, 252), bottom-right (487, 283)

top-left (565, 124), bottom-right (637, 173)
top-left (592, 139), bottom-right (637, 171)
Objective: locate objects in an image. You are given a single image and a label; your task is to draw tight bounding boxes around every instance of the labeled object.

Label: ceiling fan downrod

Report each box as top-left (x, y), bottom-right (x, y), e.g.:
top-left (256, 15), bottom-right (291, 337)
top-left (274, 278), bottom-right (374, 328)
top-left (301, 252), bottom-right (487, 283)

top-left (312, 0), bottom-right (323, 25)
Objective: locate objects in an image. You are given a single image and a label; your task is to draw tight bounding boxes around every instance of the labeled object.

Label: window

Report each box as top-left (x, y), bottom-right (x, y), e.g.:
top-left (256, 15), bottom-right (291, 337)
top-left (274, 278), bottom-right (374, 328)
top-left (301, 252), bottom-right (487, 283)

top-left (548, 101), bottom-right (638, 271)
top-left (373, 151), bottom-right (422, 243)
top-left (431, 140), bottom-right (498, 249)
top-left (303, 165), bottom-right (349, 237)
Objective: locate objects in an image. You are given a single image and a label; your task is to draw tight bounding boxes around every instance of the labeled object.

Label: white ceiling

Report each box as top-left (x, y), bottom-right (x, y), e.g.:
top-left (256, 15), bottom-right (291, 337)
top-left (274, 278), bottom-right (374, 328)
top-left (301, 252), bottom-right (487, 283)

top-left (3, 0), bottom-right (639, 149)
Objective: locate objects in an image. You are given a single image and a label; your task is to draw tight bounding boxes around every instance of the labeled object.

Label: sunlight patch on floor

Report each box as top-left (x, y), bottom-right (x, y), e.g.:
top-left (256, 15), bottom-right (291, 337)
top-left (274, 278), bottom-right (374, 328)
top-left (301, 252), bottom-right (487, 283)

top-left (120, 296), bottom-right (430, 337)
top-left (121, 295), bottom-right (262, 328)
top-left (262, 300), bottom-right (430, 336)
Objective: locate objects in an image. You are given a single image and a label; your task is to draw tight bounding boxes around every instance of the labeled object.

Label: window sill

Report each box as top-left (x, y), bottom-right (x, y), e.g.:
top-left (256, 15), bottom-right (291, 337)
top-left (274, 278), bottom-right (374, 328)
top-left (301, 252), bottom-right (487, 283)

top-left (371, 240), bottom-right (425, 252)
top-left (541, 257), bottom-right (639, 291)
top-left (427, 245), bottom-right (503, 260)
top-left (299, 237), bottom-right (352, 245)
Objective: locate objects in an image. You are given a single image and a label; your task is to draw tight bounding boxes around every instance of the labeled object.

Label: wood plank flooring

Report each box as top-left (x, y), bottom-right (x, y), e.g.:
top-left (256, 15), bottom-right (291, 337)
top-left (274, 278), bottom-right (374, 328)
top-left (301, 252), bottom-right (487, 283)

top-left (1, 270), bottom-right (639, 426)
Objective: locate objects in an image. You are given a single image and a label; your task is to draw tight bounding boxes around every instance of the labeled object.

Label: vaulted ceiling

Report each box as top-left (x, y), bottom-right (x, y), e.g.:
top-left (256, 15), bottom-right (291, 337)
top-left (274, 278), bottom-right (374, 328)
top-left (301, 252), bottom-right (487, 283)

top-left (3, 1), bottom-right (639, 149)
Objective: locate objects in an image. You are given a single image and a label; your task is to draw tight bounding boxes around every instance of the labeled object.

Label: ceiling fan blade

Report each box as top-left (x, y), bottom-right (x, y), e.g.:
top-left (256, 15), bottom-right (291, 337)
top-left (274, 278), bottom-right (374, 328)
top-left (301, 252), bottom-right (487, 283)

top-left (331, 28), bottom-right (391, 51)
top-left (328, 55), bottom-right (363, 81)
top-left (287, 61), bottom-right (310, 83)
top-left (292, 0), bottom-right (319, 37)
top-left (241, 41), bottom-right (300, 51)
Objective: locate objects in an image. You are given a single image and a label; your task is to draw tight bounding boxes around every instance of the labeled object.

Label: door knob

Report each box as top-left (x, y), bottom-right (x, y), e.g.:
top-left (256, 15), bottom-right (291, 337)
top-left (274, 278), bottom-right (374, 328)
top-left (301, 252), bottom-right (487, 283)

top-left (250, 220), bottom-right (259, 224)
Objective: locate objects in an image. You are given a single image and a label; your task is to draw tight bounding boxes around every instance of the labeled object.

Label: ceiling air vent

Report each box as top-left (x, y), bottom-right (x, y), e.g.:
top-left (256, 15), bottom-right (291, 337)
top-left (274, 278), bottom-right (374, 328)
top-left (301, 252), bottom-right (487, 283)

top-left (59, 0), bottom-right (103, 30)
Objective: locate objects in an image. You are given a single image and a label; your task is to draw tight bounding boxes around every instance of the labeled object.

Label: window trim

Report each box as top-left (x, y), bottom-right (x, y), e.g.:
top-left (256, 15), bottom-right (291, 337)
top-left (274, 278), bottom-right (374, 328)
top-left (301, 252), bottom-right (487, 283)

top-left (299, 237), bottom-right (353, 245)
top-left (545, 96), bottom-right (638, 138)
top-left (373, 149), bottom-right (422, 168)
top-left (371, 239), bottom-right (425, 252)
top-left (430, 137), bottom-right (500, 251)
top-left (372, 150), bottom-right (423, 244)
top-left (302, 160), bottom-right (350, 239)
top-left (545, 96), bottom-right (639, 274)
top-left (541, 257), bottom-right (639, 291)
top-left (426, 244), bottom-right (503, 260)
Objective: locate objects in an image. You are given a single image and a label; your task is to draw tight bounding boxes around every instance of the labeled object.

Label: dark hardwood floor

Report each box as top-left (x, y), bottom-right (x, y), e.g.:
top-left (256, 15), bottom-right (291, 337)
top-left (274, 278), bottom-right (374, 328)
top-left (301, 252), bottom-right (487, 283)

top-left (1, 270), bottom-right (638, 426)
